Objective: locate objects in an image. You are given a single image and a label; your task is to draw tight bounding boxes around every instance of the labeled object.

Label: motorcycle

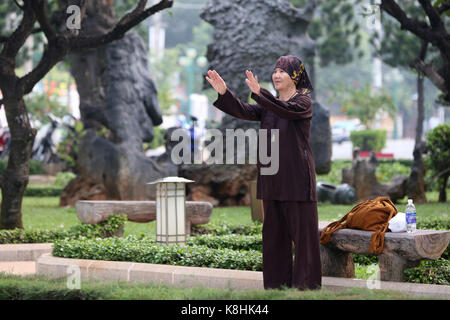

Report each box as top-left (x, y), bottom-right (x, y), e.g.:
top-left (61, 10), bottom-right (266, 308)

top-left (31, 113), bottom-right (75, 164)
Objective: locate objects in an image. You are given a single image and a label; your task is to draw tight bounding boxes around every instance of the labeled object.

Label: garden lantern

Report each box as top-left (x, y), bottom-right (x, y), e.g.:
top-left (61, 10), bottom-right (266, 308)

top-left (147, 176), bottom-right (194, 245)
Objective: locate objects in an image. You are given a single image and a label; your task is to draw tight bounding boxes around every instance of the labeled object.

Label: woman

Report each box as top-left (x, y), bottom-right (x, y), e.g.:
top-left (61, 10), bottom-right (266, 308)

top-left (205, 55), bottom-right (322, 290)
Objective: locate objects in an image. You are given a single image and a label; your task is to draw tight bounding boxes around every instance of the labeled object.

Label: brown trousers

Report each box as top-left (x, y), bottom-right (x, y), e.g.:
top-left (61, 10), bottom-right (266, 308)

top-left (262, 200), bottom-right (322, 290)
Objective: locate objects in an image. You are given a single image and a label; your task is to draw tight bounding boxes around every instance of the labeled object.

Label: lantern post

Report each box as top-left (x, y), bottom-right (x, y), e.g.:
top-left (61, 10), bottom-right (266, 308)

top-left (147, 176), bottom-right (194, 245)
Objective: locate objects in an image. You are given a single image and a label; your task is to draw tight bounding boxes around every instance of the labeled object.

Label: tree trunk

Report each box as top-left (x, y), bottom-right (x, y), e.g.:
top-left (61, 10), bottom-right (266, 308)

top-left (0, 97), bottom-right (36, 229)
top-left (407, 41), bottom-right (428, 204)
top-left (439, 174), bottom-right (448, 203)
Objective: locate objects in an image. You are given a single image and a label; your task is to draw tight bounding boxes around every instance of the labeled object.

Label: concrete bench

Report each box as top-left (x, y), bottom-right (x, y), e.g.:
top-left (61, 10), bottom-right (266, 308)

top-left (76, 200), bottom-right (213, 235)
top-left (318, 221), bottom-right (450, 282)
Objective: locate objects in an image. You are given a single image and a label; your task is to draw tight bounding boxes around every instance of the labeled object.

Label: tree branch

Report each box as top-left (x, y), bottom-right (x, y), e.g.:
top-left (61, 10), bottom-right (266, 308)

top-left (437, 3), bottom-right (450, 15)
top-left (116, 0), bottom-right (148, 27)
top-left (418, 0), bottom-right (445, 31)
top-left (380, 0), bottom-right (433, 43)
top-left (380, 0), bottom-right (447, 48)
top-left (13, 0), bottom-right (24, 10)
top-left (409, 59), bottom-right (446, 92)
top-left (69, 0), bottom-right (173, 51)
top-left (30, 0), bottom-right (57, 41)
top-left (18, 41), bottom-right (68, 95)
top-left (0, 1), bottom-right (36, 59)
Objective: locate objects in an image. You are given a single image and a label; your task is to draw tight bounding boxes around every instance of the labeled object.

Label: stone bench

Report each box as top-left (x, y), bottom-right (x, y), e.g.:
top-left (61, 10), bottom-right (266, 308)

top-left (76, 200), bottom-right (213, 235)
top-left (318, 221), bottom-right (450, 282)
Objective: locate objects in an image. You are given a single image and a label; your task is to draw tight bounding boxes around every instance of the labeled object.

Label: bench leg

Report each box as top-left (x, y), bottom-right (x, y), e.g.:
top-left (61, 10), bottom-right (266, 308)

top-left (320, 244), bottom-right (355, 278)
top-left (379, 253), bottom-right (420, 282)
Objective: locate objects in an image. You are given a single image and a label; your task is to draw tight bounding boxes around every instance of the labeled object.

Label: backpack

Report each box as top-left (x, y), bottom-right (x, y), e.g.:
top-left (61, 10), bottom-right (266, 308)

top-left (320, 196), bottom-right (398, 254)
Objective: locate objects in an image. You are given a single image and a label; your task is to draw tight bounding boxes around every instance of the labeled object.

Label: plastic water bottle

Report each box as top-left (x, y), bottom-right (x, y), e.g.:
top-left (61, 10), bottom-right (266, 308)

top-left (405, 199), bottom-right (416, 233)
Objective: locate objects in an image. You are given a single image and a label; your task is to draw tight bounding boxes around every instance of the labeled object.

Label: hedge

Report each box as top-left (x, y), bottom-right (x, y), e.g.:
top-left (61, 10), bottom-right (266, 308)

top-left (52, 236), bottom-right (262, 271)
top-left (350, 129), bottom-right (387, 152)
top-left (191, 222), bottom-right (262, 236)
top-left (0, 214), bottom-right (126, 244)
top-left (404, 259), bottom-right (449, 285)
top-left (187, 234), bottom-right (262, 251)
top-left (24, 186), bottom-right (63, 197)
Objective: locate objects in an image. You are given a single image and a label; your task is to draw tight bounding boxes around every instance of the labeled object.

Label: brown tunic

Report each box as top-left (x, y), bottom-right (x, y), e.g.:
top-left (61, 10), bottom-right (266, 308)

top-left (213, 87), bottom-right (317, 202)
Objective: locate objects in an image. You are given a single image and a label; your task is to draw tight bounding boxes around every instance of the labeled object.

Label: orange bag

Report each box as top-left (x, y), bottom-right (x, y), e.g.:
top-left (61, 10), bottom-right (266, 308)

top-left (320, 196), bottom-right (398, 254)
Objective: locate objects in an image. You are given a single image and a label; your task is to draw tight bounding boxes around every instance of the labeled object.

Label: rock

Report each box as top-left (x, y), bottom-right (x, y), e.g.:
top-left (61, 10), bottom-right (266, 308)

top-left (188, 185), bottom-right (220, 207)
top-left (59, 175), bottom-right (107, 207)
top-left (311, 101), bottom-right (332, 174)
top-left (180, 163), bottom-right (257, 206)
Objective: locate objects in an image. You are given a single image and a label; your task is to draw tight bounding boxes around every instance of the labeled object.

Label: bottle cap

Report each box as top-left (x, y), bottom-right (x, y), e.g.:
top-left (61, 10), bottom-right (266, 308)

top-left (408, 199), bottom-right (413, 204)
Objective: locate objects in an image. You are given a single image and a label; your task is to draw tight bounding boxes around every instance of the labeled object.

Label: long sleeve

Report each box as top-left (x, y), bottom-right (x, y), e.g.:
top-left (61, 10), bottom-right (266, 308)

top-left (213, 88), bottom-right (262, 121)
top-left (251, 87), bottom-right (312, 120)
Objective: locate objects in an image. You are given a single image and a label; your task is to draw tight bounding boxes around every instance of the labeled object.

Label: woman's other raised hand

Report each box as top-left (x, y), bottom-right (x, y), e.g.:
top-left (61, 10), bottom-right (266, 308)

top-left (205, 70), bottom-right (227, 95)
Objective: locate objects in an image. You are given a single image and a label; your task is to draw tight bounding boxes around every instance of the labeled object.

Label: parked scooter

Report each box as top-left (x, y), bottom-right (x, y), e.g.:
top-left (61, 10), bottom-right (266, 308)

top-left (31, 113), bottom-right (65, 163)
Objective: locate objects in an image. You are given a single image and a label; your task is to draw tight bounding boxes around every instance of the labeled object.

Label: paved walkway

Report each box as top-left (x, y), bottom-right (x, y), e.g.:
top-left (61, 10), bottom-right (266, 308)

top-left (0, 261), bottom-right (36, 275)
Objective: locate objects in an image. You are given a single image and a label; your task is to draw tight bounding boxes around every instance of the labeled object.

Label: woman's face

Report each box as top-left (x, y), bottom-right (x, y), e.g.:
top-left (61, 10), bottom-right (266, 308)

top-left (272, 68), bottom-right (295, 92)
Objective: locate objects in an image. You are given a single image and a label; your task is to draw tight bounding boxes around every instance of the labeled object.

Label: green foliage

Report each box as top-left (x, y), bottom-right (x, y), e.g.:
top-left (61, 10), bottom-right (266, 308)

top-left (350, 129), bottom-right (387, 152)
top-left (417, 215), bottom-right (450, 231)
top-left (148, 127), bottom-right (166, 150)
top-left (0, 159), bottom-right (45, 175)
top-left (0, 214), bottom-right (126, 244)
top-left (403, 259), bottom-right (450, 285)
top-left (335, 84), bottom-right (396, 130)
top-left (187, 234), bottom-right (262, 251)
top-left (293, 0), bottom-right (365, 67)
top-left (24, 186), bottom-right (62, 197)
top-left (52, 236), bottom-right (262, 271)
top-left (52, 171), bottom-right (76, 188)
top-left (24, 92), bottom-right (67, 128)
top-left (353, 254), bottom-right (379, 266)
top-left (375, 162), bottom-right (411, 184)
top-left (424, 124), bottom-right (450, 191)
top-left (56, 120), bottom-right (86, 170)
top-left (191, 221), bottom-right (262, 236)
top-left (0, 278), bottom-right (103, 300)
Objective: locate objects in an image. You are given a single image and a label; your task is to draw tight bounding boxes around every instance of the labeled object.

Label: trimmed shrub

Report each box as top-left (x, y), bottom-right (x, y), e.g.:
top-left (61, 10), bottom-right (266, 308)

top-left (0, 214), bottom-right (126, 244)
top-left (187, 234), bottom-right (262, 251)
top-left (191, 222), bottom-right (262, 236)
top-left (350, 129), bottom-right (387, 152)
top-left (52, 236), bottom-right (262, 271)
top-left (24, 186), bottom-right (62, 197)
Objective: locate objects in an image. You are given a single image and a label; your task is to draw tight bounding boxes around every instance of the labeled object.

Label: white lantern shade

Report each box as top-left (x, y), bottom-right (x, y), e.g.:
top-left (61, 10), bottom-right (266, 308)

top-left (147, 177), bottom-right (194, 245)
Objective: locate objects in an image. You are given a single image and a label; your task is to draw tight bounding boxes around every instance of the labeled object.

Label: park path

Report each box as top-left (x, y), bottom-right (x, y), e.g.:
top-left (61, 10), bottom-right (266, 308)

top-left (0, 261), bottom-right (36, 275)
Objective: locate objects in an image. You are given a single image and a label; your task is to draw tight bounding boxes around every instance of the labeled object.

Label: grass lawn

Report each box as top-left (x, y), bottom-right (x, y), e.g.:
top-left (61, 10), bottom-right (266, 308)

top-left (18, 190), bottom-right (448, 238)
top-left (0, 273), bottom-right (435, 300)
top-left (0, 188), bottom-right (446, 300)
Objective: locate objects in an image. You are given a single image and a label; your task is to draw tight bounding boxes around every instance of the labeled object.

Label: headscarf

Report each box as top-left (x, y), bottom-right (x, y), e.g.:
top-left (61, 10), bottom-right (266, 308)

top-left (273, 55), bottom-right (313, 96)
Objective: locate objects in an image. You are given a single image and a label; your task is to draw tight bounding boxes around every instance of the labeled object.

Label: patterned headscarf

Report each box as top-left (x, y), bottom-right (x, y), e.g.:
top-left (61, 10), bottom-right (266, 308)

top-left (273, 55), bottom-right (313, 96)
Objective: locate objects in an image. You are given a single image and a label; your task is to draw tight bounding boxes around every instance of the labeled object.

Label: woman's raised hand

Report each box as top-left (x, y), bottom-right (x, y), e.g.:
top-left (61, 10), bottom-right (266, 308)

top-left (205, 70), bottom-right (227, 95)
top-left (245, 70), bottom-right (260, 96)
